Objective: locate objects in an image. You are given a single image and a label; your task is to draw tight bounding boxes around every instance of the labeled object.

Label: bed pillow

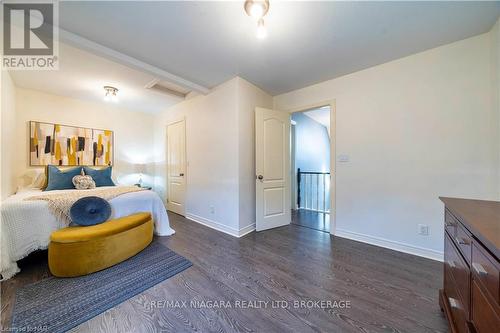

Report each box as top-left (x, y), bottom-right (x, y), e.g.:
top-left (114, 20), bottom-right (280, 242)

top-left (44, 165), bottom-right (83, 191)
top-left (70, 196), bottom-right (111, 226)
top-left (72, 170), bottom-right (96, 190)
top-left (32, 170), bottom-right (47, 189)
top-left (16, 169), bottom-right (46, 191)
top-left (83, 166), bottom-right (115, 187)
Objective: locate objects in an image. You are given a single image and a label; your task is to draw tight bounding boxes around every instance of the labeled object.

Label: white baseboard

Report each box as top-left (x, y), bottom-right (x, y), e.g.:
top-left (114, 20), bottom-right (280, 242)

top-left (184, 214), bottom-right (442, 260)
top-left (185, 213), bottom-right (255, 238)
top-left (335, 228), bottom-right (443, 262)
top-left (238, 223), bottom-right (256, 237)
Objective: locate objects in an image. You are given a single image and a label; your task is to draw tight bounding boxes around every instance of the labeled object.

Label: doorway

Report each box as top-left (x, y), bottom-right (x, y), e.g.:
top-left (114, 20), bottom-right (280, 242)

top-left (290, 106), bottom-right (332, 233)
top-left (254, 102), bottom-right (335, 234)
top-left (166, 118), bottom-right (186, 216)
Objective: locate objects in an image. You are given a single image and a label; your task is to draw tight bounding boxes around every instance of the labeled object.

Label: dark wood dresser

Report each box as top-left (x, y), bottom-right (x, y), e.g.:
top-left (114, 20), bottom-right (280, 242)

top-left (439, 197), bottom-right (499, 333)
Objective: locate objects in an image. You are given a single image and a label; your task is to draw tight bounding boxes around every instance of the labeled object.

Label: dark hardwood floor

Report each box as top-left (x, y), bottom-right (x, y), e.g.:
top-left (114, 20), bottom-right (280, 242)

top-left (292, 209), bottom-right (330, 233)
top-left (1, 213), bottom-right (448, 332)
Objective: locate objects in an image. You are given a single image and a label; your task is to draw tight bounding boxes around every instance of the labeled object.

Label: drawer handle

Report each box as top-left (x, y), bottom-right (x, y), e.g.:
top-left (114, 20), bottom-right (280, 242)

top-left (448, 260), bottom-right (456, 268)
top-left (472, 263), bottom-right (488, 276)
top-left (448, 297), bottom-right (461, 309)
top-left (455, 237), bottom-right (470, 246)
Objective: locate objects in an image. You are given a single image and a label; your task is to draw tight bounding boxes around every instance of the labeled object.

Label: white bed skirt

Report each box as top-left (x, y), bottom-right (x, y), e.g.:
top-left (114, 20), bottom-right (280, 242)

top-left (0, 188), bottom-right (175, 280)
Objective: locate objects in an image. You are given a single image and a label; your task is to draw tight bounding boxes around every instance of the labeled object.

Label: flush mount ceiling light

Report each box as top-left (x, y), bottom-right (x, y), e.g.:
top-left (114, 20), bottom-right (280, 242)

top-left (103, 86), bottom-right (118, 102)
top-left (244, 0), bottom-right (269, 39)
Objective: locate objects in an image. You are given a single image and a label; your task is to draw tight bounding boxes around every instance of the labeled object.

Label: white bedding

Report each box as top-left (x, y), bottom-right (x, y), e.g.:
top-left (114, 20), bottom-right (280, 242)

top-left (0, 187), bottom-right (175, 280)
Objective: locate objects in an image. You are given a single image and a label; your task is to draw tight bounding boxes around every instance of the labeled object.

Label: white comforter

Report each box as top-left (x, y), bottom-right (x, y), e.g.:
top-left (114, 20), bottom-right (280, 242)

top-left (0, 187), bottom-right (175, 280)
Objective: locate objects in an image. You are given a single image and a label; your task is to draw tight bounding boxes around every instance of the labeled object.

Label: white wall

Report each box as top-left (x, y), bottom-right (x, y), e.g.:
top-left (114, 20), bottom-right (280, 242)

top-left (237, 78), bottom-right (273, 232)
top-left (154, 78), bottom-right (241, 233)
top-left (274, 32), bottom-right (499, 260)
top-left (14, 88), bottom-right (156, 188)
top-left (154, 77), bottom-right (272, 236)
top-left (0, 71), bottom-right (17, 200)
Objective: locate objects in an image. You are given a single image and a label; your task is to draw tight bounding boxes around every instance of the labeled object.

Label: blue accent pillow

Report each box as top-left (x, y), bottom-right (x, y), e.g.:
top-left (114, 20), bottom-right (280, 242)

top-left (44, 166), bottom-right (83, 191)
top-left (83, 166), bottom-right (115, 187)
top-left (70, 196), bottom-right (111, 226)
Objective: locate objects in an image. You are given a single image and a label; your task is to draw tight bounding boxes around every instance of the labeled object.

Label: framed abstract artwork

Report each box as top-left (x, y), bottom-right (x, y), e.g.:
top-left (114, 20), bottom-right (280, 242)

top-left (29, 121), bottom-right (113, 166)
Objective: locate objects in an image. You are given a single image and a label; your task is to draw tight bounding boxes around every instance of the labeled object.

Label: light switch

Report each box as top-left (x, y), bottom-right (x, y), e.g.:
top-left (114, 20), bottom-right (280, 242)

top-left (337, 154), bottom-right (349, 163)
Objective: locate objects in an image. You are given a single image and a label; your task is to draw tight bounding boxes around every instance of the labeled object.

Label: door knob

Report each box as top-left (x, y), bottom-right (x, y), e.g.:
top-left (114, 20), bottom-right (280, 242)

top-left (257, 175), bottom-right (263, 180)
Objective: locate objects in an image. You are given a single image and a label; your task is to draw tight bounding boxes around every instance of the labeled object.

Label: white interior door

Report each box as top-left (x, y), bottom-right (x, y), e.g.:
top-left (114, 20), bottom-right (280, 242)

top-left (255, 107), bottom-right (291, 231)
top-left (167, 119), bottom-right (186, 216)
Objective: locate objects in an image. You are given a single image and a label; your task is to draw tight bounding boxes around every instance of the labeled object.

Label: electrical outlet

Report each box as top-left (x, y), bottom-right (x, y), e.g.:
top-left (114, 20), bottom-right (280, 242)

top-left (209, 205), bottom-right (215, 214)
top-left (418, 224), bottom-right (429, 236)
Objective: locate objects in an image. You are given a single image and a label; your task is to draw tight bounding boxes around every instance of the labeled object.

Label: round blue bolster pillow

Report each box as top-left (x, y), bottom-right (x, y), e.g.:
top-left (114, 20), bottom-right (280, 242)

top-left (70, 196), bottom-right (112, 226)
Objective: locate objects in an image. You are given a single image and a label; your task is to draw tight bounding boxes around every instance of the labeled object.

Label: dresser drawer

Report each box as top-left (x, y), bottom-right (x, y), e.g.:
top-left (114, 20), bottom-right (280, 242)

top-left (472, 242), bottom-right (499, 305)
top-left (471, 279), bottom-right (500, 333)
top-left (445, 233), bottom-right (470, 312)
top-left (440, 198), bottom-right (499, 333)
top-left (454, 223), bottom-right (472, 265)
top-left (445, 209), bottom-right (458, 237)
top-left (444, 270), bottom-right (469, 333)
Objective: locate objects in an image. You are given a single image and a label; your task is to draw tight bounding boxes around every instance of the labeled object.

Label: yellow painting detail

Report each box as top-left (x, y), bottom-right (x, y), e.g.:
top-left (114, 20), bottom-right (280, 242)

top-left (54, 141), bottom-right (61, 160)
top-left (29, 121), bottom-right (113, 166)
top-left (105, 140), bottom-right (111, 165)
top-left (67, 137), bottom-right (77, 165)
top-left (98, 134), bottom-right (103, 153)
top-left (33, 126), bottom-right (38, 146)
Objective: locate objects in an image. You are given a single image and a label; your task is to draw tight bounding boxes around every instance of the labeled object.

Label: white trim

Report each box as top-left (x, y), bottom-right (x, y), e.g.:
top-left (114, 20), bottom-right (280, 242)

top-left (185, 213), bottom-right (255, 238)
top-left (238, 223), bottom-right (256, 237)
top-left (167, 117), bottom-right (187, 127)
top-left (335, 228), bottom-right (443, 262)
top-left (58, 29), bottom-right (210, 94)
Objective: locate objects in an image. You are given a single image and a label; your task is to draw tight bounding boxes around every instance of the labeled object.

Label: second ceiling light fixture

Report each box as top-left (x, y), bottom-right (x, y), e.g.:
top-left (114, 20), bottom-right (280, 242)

top-left (244, 0), bottom-right (270, 39)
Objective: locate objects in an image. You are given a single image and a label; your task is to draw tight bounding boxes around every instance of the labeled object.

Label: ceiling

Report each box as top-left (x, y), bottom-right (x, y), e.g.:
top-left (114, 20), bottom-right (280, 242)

top-left (57, 1), bottom-right (500, 95)
top-left (10, 42), bottom-right (184, 114)
top-left (304, 107), bottom-right (330, 128)
top-left (304, 107), bottom-right (330, 136)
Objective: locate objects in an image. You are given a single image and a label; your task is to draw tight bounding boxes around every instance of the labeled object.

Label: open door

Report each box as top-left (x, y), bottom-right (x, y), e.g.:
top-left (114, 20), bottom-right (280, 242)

top-left (255, 107), bottom-right (291, 231)
top-left (167, 119), bottom-right (186, 216)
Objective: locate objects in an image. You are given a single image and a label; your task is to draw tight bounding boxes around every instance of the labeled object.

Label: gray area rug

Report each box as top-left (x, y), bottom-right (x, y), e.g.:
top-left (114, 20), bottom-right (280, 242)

top-left (11, 241), bottom-right (192, 333)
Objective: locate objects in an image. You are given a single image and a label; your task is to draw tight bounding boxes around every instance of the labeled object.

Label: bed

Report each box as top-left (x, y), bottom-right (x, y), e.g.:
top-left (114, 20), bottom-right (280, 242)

top-left (1, 187), bottom-right (175, 280)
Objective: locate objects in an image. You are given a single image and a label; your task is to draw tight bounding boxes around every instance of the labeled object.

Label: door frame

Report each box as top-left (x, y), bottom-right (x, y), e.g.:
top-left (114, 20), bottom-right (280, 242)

top-left (286, 100), bottom-right (336, 235)
top-left (166, 117), bottom-right (187, 216)
top-left (290, 122), bottom-right (297, 210)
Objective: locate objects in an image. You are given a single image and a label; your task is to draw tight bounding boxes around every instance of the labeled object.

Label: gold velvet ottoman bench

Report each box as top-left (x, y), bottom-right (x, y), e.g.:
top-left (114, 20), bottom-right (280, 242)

top-left (48, 212), bottom-right (154, 277)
